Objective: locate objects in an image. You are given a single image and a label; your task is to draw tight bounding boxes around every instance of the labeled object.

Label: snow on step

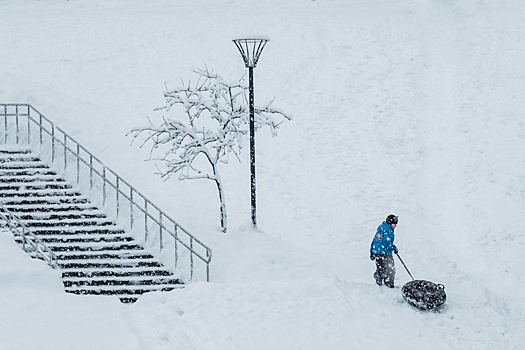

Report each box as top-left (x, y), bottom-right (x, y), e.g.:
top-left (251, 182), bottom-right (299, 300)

top-left (17, 230), bottom-right (127, 238)
top-left (0, 152), bottom-right (37, 160)
top-left (28, 241), bottom-right (135, 251)
top-left (55, 249), bottom-right (153, 259)
top-left (28, 225), bottom-right (123, 233)
top-left (15, 211), bottom-right (106, 220)
top-left (0, 187), bottom-right (81, 196)
top-left (0, 170), bottom-right (58, 178)
top-left (63, 274), bottom-right (178, 283)
top-left (21, 217), bottom-right (115, 227)
top-left (63, 276), bottom-right (181, 288)
top-left (0, 161), bottom-right (49, 170)
top-left (2, 197), bottom-right (89, 206)
top-left (64, 283), bottom-right (183, 293)
top-left (58, 257), bottom-right (163, 266)
top-left (3, 202), bottom-right (98, 212)
top-left (0, 146), bottom-right (32, 152)
top-left (60, 266), bottom-right (174, 276)
top-left (35, 238), bottom-right (136, 248)
top-left (0, 182), bottom-right (71, 191)
top-left (0, 174), bottom-right (64, 182)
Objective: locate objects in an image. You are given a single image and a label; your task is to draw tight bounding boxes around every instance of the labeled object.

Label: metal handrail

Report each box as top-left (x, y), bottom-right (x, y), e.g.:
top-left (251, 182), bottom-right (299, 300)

top-left (0, 203), bottom-right (58, 268)
top-left (0, 103), bottom-right (212, 281)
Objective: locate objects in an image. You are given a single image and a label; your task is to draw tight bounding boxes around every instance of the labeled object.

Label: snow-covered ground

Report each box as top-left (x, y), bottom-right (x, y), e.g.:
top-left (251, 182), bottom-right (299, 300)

top-left (1, 0), bottom-right (524, 349)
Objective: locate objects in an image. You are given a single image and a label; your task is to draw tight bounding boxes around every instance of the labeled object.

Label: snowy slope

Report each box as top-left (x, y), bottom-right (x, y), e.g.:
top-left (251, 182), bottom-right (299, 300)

top-left (0, 232), bottom-right (142, 349)
top-left (1, 0), bottom-right (524, 349)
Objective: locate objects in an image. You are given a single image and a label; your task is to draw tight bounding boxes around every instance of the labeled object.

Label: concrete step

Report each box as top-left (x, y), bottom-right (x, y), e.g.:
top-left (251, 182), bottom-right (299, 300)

top-left (0, 195), bottom-right (83, 204)
top-left (60, 267), bottom-right (174, 279)
top-left (63, 276), bottom-right (180, 287)
top-left (56, 250), bottom-right (154, 261)
top-left (0, 174), bottom-right (63, 183)
top-left (22, 218), bottom-right (115, 228)
top-left (2, 203), bottom-right (98, 212)
top-left (58, 258), bottom-right (164, 269)
top-left (29, 226), bottom-right (125, 235)
top-left (52, 245), bottom-right (143, 253)
top-left (0, 162), bottom-right (48, 170)
top-left (64, 283), bottom-right (182, 296)
top-left (29, 234), bottom-right (134, 245)
top-left (0, 182), bottom-right (73, 191)
top-left (0, 148), bottom-right (32, 155)
top-left (0, 156), bottom-right (41, 163)
top-left (0, 158), bottom-right (46, 164)
top-left (0, 196), bottom-right (89, 206)
top-left (16, 211), bottom-right (107, 221)
top-left (0, 188), bottom-right (82, 198)
top-left (0, 169), bottom-right (58, 177)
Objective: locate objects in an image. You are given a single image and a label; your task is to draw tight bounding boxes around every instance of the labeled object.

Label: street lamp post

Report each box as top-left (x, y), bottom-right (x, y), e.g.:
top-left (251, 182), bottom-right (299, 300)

top-left (233, 38), bottom-right (269, 229)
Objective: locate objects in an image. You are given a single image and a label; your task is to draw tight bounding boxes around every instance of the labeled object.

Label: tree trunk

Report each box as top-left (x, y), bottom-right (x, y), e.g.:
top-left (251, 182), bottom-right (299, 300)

top-left (212, 165), bottom-right (227, 233)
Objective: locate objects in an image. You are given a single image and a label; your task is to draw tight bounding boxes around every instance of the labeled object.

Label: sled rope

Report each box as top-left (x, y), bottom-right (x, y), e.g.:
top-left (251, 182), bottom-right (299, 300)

top-left (395, 253), bottom-right (415, 281)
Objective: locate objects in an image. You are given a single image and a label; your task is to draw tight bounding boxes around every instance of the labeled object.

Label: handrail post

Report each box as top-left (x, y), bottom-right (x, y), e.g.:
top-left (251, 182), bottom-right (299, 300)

top-left (76, 144), bottom-right (80, 184)
top-left (174, 224), bottom-right (178, 271)
top-left (190, 238), bottom-right (194, 281)
top-left (89, 155), bottom-right (93, 191)
top-left (130, 188), bottom-right (134, 230)
top-left (102, 167), bottom-right (107, 205)
top-left (51, 125), bottom-right (55, 162)
top-left (63, 134), bottom-right (67, 172)
top-left (4, 105), bottom-right (7, 143)
top-left (15, 105), bottom-right (19, 144)
top-left (39, 113), bottom-right (43, 145)
top-left (144, 200), bottom-right (148, 242)
top-left (116, 177), bottom-right (120, 219)
top-left (206, 250), bottom-right (211, 282)
top-left (21, 227), bottom-right (27, 252)
top-left (159, 213), bottom-right (163, 251)
top-left (27, 111), bottom-right (31, 145)
top-left (1, 204), bottom-right (57, 268)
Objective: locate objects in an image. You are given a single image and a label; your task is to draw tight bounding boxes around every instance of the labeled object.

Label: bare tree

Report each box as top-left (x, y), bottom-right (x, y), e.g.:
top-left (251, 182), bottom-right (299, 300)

top-left (130, 68), bottom-right (291, 232)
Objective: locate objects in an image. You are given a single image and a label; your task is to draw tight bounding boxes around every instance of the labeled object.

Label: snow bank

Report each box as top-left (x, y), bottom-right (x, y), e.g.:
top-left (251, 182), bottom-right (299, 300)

top-left (0, 232), bottom-right (142, 349)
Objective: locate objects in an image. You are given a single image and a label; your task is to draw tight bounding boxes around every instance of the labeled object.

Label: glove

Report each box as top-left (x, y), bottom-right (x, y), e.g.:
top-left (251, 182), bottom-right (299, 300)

top-left (394, 247), bottom-right (399, 254)
top-left (370, 254), bottom-right (375, 261)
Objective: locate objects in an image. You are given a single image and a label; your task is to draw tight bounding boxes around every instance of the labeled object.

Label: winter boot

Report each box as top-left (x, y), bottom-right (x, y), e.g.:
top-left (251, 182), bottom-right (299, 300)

top-left (374, 271), bottom-right (383, 286)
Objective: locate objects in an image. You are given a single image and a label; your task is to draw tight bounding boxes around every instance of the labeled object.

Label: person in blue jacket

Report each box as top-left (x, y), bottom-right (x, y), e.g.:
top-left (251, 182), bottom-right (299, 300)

top-left (370, 214), bottom-right (399, 288)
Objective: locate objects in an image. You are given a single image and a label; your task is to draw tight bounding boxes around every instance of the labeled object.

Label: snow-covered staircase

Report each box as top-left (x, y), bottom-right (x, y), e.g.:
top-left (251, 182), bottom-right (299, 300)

top-left (0, 147), bottom-right (182, 302)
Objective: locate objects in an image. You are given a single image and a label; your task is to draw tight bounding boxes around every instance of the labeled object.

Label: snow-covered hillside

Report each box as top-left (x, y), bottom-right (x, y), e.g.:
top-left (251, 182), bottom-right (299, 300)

top-left (1, 0), bottom-right (524, 349)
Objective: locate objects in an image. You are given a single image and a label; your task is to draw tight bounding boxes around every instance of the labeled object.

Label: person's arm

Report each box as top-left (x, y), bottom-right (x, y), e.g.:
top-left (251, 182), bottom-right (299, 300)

top-left (384, 231), bottom-right (397, 253)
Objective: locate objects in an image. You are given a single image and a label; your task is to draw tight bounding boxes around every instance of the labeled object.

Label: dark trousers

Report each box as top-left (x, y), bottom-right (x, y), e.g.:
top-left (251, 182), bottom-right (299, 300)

top-left (373, 254), bottom-right (396, 287)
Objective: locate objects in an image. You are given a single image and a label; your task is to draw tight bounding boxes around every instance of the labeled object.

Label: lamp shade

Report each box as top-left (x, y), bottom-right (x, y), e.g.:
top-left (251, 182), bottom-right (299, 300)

top-left (233, 38), bottom-right (269, 68)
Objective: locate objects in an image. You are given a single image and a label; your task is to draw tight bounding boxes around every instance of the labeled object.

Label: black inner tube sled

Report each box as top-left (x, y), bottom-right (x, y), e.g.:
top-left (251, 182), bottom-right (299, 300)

top-left (401, 280), bottom-right (446, 310)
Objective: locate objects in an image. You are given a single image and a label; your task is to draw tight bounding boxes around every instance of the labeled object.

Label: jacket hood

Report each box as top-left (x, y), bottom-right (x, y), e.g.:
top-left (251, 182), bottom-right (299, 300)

top-left (382, 221), bottom-right (394, 231)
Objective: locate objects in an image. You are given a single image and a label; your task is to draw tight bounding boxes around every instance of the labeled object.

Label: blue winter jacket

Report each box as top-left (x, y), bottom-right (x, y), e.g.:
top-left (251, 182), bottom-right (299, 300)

top-left (370, 221), bottom-right (398, 255)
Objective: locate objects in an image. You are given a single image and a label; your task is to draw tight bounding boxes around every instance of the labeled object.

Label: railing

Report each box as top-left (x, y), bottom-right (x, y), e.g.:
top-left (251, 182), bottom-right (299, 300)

top-left (0, 203), bottom-right (58, 268)
top-left (0, 103), bottom-right (212, 282)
